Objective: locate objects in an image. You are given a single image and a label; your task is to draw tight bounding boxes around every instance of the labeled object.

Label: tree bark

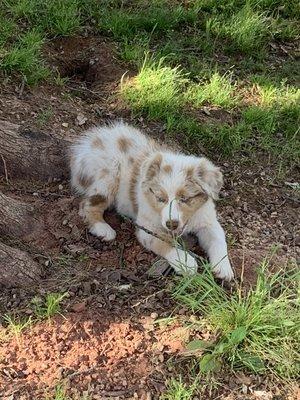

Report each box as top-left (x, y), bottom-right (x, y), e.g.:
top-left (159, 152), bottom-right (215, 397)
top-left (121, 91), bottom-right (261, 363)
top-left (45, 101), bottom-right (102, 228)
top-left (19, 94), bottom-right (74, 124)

top-left (0, 119), bottom-right (71, 181)
top-left (0, 192), bottom-right (40, 238)
top-left (0, 242), bottom-right (42, 287)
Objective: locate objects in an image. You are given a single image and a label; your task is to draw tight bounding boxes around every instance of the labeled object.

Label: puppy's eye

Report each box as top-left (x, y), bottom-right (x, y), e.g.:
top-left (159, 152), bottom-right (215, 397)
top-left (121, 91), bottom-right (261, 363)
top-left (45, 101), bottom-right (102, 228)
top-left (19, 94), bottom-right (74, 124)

top-left (150, 188), bottom-right (167, 203)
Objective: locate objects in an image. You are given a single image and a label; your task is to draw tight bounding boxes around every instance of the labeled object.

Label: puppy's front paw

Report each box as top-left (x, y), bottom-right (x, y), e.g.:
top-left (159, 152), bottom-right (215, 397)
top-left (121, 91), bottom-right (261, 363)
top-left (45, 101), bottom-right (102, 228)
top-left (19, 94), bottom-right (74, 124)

top-left (167, 249), bottom-right (198, 275)
top-left (213, 258), bottom-right (234, 281)
top-left (90, 222), bottom-right (116, 241)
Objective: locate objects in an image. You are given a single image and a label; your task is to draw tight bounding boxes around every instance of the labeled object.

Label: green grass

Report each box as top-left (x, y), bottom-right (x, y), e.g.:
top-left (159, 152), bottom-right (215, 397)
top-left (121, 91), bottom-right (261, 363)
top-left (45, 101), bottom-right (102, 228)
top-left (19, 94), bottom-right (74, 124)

top-left (32, 292), bottom-right (67, 320)
top-left (121, 57), bottom-right (300, 164)
top-left (121, 58), bottom-right (188, 119)
top-left (160, 377), bottom-right (197, 400)
top-left (3, 314), bottom-right (32, 339)
top-left (172, 261), bottom-right (300, 379)
top-left (207, 6), bottom-right (270, 53)
top-left (188, 72), bottom-right (238, 108)
top-left (0, 29), bottom-right (49, 84)
top-left (46, 384), bottom-right (90, 400)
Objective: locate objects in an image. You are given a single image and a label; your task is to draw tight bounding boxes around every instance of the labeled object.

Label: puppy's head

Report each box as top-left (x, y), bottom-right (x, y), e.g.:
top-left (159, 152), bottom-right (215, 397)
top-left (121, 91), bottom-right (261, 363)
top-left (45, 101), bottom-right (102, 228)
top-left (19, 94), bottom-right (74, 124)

top-left (141, 153), bottom-right (223, 234)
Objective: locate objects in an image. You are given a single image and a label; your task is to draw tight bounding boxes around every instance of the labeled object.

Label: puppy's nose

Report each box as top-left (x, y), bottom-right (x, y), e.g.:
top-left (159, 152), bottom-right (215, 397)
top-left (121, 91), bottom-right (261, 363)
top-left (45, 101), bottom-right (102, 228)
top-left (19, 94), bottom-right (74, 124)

top-left (166, 219), bottom-right (179, 231)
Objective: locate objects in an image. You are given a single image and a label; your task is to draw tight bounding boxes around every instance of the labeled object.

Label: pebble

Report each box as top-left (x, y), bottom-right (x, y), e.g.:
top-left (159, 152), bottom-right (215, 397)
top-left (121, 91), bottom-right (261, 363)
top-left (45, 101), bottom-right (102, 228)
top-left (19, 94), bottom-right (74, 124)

top-left (62, 122), bottom-right (69, 128)
top-left (58, 184), bottom-right (63, 190)
top-left (150, 312), bottom-right (158, 320)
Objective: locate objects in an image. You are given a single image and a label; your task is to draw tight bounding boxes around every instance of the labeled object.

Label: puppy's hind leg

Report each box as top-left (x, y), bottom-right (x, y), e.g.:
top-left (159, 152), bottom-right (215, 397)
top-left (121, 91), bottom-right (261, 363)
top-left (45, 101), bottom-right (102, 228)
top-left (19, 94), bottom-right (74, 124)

top-left (81, 194), bottom-right (116, 241)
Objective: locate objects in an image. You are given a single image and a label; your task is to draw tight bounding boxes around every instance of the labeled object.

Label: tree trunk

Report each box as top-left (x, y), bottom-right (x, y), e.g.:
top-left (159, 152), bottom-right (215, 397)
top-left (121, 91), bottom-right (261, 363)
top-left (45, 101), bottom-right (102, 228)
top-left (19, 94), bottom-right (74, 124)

top-left (0, 119), bottom-right (71, 181)
top-left (0, 242), bottom-right (42, 287)
top-left (0, 192), bottom-right (40, 238)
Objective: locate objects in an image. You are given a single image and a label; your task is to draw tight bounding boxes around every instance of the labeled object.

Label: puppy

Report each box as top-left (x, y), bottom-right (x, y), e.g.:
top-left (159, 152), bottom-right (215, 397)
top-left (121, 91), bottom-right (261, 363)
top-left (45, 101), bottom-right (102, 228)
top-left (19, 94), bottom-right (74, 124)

top-left (70, 121), bottom-right (234, 281)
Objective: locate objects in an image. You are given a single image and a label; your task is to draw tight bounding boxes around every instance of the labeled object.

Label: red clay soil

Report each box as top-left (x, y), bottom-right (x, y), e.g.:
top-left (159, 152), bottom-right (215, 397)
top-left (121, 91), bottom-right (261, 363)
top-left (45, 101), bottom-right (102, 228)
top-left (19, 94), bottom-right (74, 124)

top-left (0, 36), bottom-right (299, 400)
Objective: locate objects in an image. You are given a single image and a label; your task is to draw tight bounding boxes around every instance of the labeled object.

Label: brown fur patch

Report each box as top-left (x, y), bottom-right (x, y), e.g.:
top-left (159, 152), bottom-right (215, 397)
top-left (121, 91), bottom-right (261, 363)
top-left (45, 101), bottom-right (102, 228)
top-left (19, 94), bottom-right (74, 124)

top-left (118, 136), bottom-right (132, 153)
top-left (78, 174), bottom-right (93, 188)
top-left (185, 166), bottom-right (194, 179)
top-left (144, 184), bottom-right (168, 213)
top-left (176, 185), bottom-right (208, 222)
top-left (129, 156), bottom-right (145, 214)
top-left (89, 194), bottom-right (107, 206)
top-left (151, 236), bottom-right (173, 257)
top-left (146, 153), bottom-right (162, 180)
top-left (92, 137), bottom-right (105, 149)
top-left (162, 164), bottom-right (172, 174)
top-left (82, 195), bottom-right (109, 226)
top-left (99, 168), bottom-right (109, 179)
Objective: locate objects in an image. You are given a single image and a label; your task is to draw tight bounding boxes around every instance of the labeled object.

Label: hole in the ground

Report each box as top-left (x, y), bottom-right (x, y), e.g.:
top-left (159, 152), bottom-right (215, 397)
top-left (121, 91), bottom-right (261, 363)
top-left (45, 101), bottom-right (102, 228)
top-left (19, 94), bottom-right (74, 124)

top-left (61, 60), bottom-right (93, 84)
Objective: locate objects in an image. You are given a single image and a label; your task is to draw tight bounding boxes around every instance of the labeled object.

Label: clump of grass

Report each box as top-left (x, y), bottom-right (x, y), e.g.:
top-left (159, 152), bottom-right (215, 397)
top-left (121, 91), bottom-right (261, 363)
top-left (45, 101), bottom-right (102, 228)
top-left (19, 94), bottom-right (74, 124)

top-left (0, 29), bottom-right (49, 84)
top-left (173, 261), bottom-right (300, 378)
top-left (32, 292), bottom-right (67, 320)
top-left (3, 315), bottom-right (32, 341)
top-left (121, 57), bottom-right (187, 118)
top-left (0, 14), bottom-right (16, 46)
top-left (118, 35), bottom-right (150, 66)
top-left (207, 5), bottom-right (270, 52)
top-left (96, 2), bottom-right (197, 40)
top-left (43, 0), bottom-right (81, 36)
top-left (160, 377), bottom-right (197, 400)
top-left (188, 72), bottom-right (237, 108)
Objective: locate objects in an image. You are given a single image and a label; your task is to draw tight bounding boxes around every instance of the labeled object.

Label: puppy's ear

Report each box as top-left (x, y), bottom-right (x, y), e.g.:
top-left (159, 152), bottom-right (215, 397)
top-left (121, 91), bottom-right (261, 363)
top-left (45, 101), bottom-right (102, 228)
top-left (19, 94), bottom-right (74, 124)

top-left (145, 153), bottom-right (162, 181)
top-left (196, 157), bottom-right (223, 200)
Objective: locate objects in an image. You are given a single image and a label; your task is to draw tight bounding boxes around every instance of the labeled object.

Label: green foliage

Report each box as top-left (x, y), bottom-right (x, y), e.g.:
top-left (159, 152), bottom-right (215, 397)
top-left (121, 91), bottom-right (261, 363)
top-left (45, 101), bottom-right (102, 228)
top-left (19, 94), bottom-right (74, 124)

top-left (3, 314), bottom-right (32, 338)
top-left (121, 58), bottom-right (187, 118)
top-left (188, 72), bottom-right (237, 107)
top-left (0, 29), bottom-right (49, 84)
top-left (173, 262), bottom-right (300, 378)
top-left (207, 6), bottom-right (270, 52)
top-left (32, 292), bottom-right (67, 320)
top-left (160, 377), bottom-right (197, 400)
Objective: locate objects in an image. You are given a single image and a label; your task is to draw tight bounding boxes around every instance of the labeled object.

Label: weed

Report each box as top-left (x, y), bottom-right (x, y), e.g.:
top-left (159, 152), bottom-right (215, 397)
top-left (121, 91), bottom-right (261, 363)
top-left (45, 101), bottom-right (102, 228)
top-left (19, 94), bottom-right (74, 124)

top-left (36, 107), bottom-right (53, 127)
top-left (173, 261), bottom-right (300, 378)
top-left (3, 314), bottom-right (32, 339)
top-left (32, 292), bottom-right (67, 320)
top-left (160, 376), bottom-right (197, 400)
top-left (47, 384), bottom-right (90, 399)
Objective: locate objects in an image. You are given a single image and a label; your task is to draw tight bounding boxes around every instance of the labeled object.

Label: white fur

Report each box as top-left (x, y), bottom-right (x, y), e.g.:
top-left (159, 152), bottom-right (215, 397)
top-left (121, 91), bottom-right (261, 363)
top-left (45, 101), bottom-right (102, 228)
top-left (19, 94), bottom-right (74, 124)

top-left (70, 121), bottom-right (234, 281)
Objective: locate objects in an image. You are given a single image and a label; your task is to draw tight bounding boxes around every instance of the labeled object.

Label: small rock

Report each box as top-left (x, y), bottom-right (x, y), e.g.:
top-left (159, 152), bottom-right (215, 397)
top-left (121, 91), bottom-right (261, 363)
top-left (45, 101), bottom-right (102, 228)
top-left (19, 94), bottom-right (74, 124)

top-left (33, 192), bottom-right (39, 197)
top-left (76, 113), bottom-right (87, 126)
top-left (150, 312), bottom-right (158, 320)
top-left (158, 354), bottom-right (164, 363)
top-left (108, 294), bottom-right (116, 301)
top-left (62, 219), bottom-right (68, 226)
top-left (62, 122), bottom-right (69, 128)
top-left (58, 184), bottom-right (63, 190)
top-left (242, 384), bottom-right (248, 394)
top-left (71, 302), bottom-right (86, 313)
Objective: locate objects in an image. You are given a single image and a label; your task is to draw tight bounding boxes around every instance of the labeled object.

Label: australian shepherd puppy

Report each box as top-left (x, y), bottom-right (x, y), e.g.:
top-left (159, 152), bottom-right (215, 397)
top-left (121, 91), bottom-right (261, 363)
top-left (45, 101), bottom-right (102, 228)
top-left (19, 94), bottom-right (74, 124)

top-left (70, 121), bottom-right (234, 281)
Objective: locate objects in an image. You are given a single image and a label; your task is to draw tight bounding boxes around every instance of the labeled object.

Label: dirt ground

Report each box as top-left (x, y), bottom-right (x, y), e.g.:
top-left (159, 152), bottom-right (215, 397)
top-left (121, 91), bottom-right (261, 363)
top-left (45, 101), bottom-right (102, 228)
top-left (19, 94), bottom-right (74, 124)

top-left (0, 36), bottom-right (299, 399)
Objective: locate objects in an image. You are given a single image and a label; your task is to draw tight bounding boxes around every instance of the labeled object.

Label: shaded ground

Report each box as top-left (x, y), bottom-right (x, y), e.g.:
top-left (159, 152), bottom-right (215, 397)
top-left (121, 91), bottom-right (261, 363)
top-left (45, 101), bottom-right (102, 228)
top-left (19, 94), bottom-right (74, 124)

top-left (0, 36), bottom-right (299, 399)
